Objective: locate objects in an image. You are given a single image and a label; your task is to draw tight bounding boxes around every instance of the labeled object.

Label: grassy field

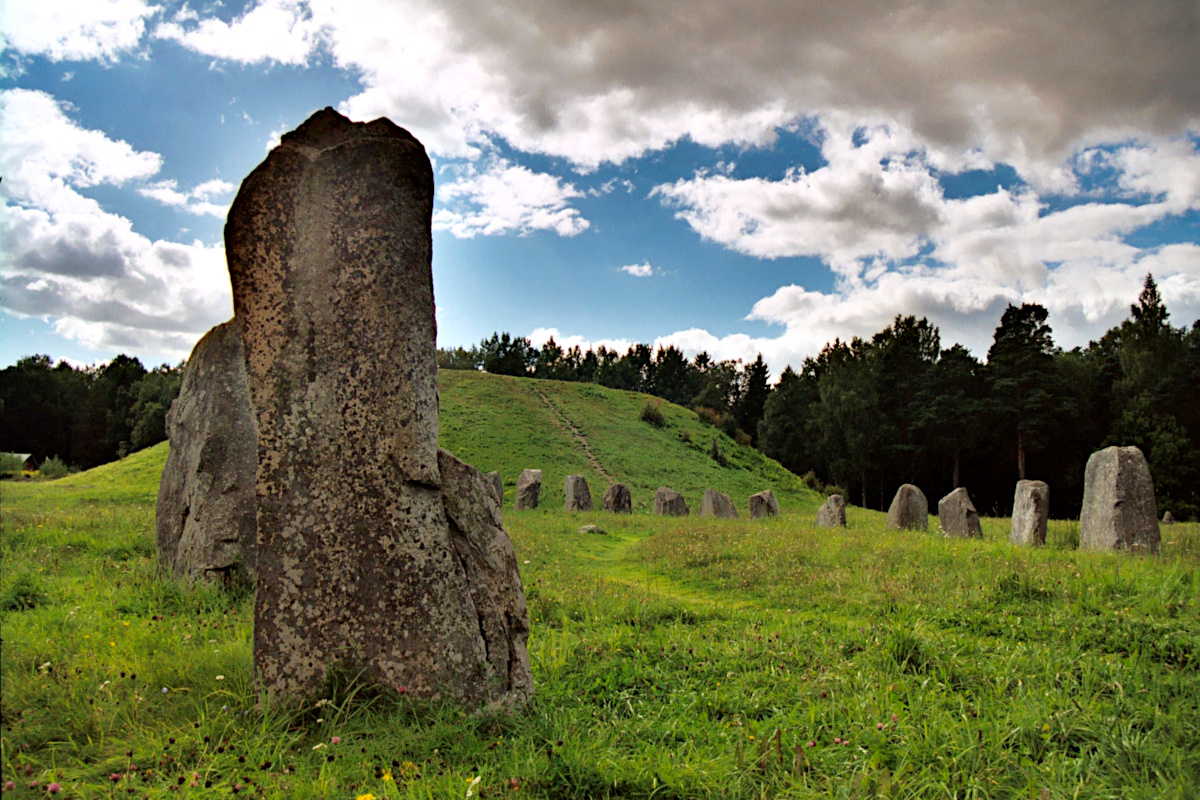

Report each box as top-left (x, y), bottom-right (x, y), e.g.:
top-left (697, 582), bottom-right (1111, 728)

top-left (3, 375), bottom-right (1199, 799)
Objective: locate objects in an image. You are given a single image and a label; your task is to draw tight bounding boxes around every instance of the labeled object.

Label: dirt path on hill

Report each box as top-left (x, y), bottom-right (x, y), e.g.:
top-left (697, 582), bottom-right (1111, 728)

top-left (530, 384), bottom-right (615, 485)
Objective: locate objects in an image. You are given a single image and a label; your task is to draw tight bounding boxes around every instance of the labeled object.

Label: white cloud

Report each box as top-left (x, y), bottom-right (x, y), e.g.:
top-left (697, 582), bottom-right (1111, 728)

top-left (0, 0), bottom-right (159, 62)
top-left (160, 0), bottom-right (1199, 186)
top-left (138, 178), bottom-right (234, 217)
top-left (0, 89), bottom-right (232, 361)
top-left (433, 158), bottom-right (589, 238)
top-left (154, 0), bottom-right (321, 65)
top-left (620, 262), bottom-right (653, 278)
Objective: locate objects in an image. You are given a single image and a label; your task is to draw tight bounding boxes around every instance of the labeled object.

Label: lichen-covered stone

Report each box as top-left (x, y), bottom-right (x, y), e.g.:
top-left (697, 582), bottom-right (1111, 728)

top-left (485, 471), bottom-right (502, 505)
top-left (564, 474), bottom-right (593, 512)
top-left (1080, 446), bottom-right (1160, 554)
top-left (699, 488), bottom-right (737, 518)
top-left (155, 319), bottom-right (257, 588)
top-left (1162, 511), bottom-right (1175, 525)
top-left (1010, 480), bottom-right (1049, 546)
top-left (654, 487), bottom-right (689, 516)
top-left (602, 483), bottom-right (632, 513)
top-left (749, 490), bottom-right (780, 519)
top-left (515, 469), bottom-right (542, 510)
top-left (816, 494), bottom-right (846, 528)
top-left (938, 486), bottom-right (982, 538)
top-left (578, 524), bottom-right (606, 535)
top-left (887, 484), bottom-right (928, 531)
top-left (226, 108), bottom-right (530, 708)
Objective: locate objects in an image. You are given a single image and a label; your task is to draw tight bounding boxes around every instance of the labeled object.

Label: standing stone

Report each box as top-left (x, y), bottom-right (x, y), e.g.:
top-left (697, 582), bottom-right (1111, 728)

top-left (564, 474), bottom-right (593, 512)
top-left (938, 487), bottom-right (982, 539)
top-left (749, 489), bottom-right (780, 519)
top-left (699, 488), bottom-right (738, 518)
top-left (816, 494), bottom-right (847, 528)
top-left (887, 484), bottom-right (928, 531)
top-left (1080, 446), bottom-right (1160, 554)
top-left (603, 483), bottom-right (632, 513)
top-left (155, 319), bottom-right (257, 588)
top-left (1162, 511), bottom-right (1175, 525)
top-left (226, 108), bottom-right (530, 708)
top-left (654, 487), bottom-right (689, 516)
top-left (515, 469), bottom-right (542, 510)
top-left (485, 471), bottom-right (503, 505)
top-left (1010, 480), bottom-right (1049, 546)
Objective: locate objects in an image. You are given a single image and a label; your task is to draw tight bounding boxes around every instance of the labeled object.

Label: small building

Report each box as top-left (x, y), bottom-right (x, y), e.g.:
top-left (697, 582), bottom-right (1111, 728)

top-left (1, 452), bottom-right (37, 471)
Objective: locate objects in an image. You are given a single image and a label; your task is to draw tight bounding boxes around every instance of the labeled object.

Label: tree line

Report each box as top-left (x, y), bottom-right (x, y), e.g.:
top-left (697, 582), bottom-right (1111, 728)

top-left (0, 355), bottom-right (182, 471)
top-left (442, 276), bottom-right (1199, 520)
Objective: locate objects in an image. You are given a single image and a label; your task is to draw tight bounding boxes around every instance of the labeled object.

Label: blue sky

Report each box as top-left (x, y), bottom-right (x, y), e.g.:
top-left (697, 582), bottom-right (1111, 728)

top-left (2, 1), bottom-right (1199, 375)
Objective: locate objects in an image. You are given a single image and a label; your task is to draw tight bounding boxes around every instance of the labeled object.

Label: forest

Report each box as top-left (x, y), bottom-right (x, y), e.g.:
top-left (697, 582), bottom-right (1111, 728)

top-left (440, 275), bottom-right (1200, 520)
top-left (3, 276), bottom-right (1196, 519)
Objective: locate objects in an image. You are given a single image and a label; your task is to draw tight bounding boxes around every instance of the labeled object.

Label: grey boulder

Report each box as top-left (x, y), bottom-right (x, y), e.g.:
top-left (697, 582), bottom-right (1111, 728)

top-left (749, 490), bottom-right (780, 519)
top-left (515, 469), bottom-right (543, 510)
top-left (887, 484), bottom-right (928, 531)
top-left (654, 487), bottom-right (689, 517)
top-left (816, 494), bottom-right (846, 528)
top-left (938, 487), bottom-right (982, 539)
top-left (602, 483), bottom-right (632, 513)
top-left (1080, 446), bottom-right (1160, 554)
top-left (699, 488), bottom-right (738, 518)
top-left (564, 474), bottom-right (593, 512)
top-left (1010, 480), bottom-right (1049, 546)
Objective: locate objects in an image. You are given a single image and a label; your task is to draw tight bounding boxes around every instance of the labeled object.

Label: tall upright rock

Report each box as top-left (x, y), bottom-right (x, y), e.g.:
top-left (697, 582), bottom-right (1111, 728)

top-left (816, 494), bottom-right (846, 528)
top-left (515, 469), bottom-right (542, 510)
top-left (225, 108), bottom-right (530, 708)
top-left (1010, 480), bottom-right (1049, 546)
top-left (749, 489), bottom-right (780, 519)
top-left (1080, 446), bottom-right (1160, 554)
top-left (699, 488), bottom-right (738, 518)
top-left (887, 484), bottom-right (928, 531)
top-left (156, 319), bottom-right (257, 588)
top-left (602, 483), bottom-right (632, 513)
top-left (938, 487), bottom-right (982, 538)
top-left (564, 475), bottom-right (593, 511)
top-left (654, 487), bottom-right (689, 516)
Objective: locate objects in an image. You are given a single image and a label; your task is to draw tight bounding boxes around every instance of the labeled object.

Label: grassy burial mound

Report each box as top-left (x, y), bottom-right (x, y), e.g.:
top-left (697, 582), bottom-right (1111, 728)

top-left (438, 370), bottom-right (815, 515)
top-left (3, 374), bottom-right (1200, 798)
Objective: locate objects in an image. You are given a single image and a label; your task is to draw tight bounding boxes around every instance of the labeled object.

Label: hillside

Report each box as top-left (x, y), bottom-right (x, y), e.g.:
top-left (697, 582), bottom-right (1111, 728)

top-left (70, 371), bottom-right (820, 514)
top-left (437, 370), bottom-right (818, 513)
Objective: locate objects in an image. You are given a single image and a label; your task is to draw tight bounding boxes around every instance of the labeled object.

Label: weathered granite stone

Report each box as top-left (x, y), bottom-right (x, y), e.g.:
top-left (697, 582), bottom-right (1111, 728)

top-left (1163, 511), bottom-right (1175, 525)
top-left (515, 469), bottom-right (542, 510)
top-left (578, 524), bottom-right (606, 535)
top-left (938, 486), bottom-right (982, 539)
top-left (155, 318), bottom-right (257, 588)
top-left (485, 471), bottom-right (502, 505)
top-left (749, 490), bottom-right (780, 519)
top-left (438, 449), bottom-right (532, 710)
top-left (816, 494), bottom-right (846, 528)
top-left (1010, 480), bottom-right (1049, 546)
top-left (564, 474), bottom-right (593, 512)
top-left (654, 487), bottom-right (689, 516)
top-left (887, 484), bottom-right (928, 531)
top-left (226, 107), bottom-right (531, 708)
top-left (699, 488), bottom-right (738, 518)
top-left (602, 483), bottom-right (632, 514)
top-left (1080, 446), bottom-right (1160, 554)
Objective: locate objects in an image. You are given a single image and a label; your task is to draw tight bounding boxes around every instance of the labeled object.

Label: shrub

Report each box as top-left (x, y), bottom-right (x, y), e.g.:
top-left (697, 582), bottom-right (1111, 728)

top-left (679, 430), bottom-right (692, 444)
top-left (823, 484), bottom-right (849, 499)
top-left (694, 407), bottom-right (723, 427)
top-left (0, 452), bottom-right (25, 474)
top-left (800, 470), bottom-right (824, 492)
top-left (38, 456), bottom-right (71, 479)
top-left (709, 438), bottom-right (727, 467)
top-left (733, 429), bottom-right (752, 447)
top-left (640, 401), bottom-right (665, 428)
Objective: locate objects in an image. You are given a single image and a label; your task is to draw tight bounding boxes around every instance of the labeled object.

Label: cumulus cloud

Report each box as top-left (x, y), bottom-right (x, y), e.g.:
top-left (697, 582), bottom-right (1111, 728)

top-left (620, 262), bottom-right (654, 278)
top-left (433, 158), bottom-right (589, 238)
top-left (157, 0), bottom-right (1199, 185)
top-left (0, 89), bottom-right (232, 360)
top-left (0, 0), bottom-right (159, 62)
top-left (138, 178), bottom-right (235, 217)
top-left (153, 0), bottom-right (321, 65)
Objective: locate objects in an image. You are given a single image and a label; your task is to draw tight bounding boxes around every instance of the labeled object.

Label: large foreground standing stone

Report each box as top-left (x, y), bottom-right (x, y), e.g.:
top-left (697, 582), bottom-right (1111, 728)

top-left (700, 489), bottom-right (738, 518)
top-left (816, 494), bottom-right (846, 528)
top-left (603, 483), bottom-right (632, 513)
top-left (938, 487), bottom-right (982, 539)
top-left (156, 319), bottom-right (257, 588)
top-left (564, 474), bottom-right (593, 511)
top-left (749, 490), bottom-right (780, 519)
top-left (1010, 480), bottom-right (1049, 546)
top-left (1080, 446), bottom-right (1160, 554)
top-left (515, 469), bottom-right (542, 510)
top-left (485, 471), bottom-right (503, 505)
top-left (226, 108), bottom-right (530, 708)
top-left (654, 487), bottom-right (689, 516)
top-left (887, 484), bottom-right (928, 531)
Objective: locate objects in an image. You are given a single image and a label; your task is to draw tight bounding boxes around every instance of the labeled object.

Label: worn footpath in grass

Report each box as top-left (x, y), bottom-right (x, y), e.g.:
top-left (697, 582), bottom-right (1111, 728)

top-left (4, 410), bottom-right (1200, 797)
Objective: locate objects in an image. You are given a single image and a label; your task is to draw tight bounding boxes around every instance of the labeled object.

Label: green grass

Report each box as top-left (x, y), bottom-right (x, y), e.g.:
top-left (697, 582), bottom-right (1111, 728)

top-left (2, 375), bottom-right (1199, 798)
